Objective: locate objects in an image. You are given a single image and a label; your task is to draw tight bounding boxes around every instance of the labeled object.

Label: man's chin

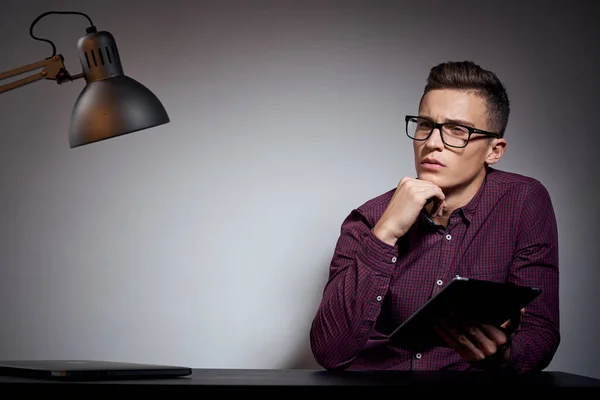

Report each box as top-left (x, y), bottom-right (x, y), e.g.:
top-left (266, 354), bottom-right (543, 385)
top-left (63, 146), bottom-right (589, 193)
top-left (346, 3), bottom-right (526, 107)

top-left (418, 172), bottom-right (455, 192)
top-left (417, 170), bottom-right (443, 184)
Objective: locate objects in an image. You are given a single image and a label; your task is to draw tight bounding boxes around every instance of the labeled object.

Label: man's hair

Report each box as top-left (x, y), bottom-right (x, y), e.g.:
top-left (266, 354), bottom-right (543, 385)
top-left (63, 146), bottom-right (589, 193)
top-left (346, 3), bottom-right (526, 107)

top-left (421, 61), bottom-right (510, 137)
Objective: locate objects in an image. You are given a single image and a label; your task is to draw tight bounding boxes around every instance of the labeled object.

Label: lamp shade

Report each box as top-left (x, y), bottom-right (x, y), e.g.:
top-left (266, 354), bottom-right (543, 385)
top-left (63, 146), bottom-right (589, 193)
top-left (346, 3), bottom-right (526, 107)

top-left (68, 29), bottom-right (169, 148)
top-left (69, 75), bottom-right (170, 148)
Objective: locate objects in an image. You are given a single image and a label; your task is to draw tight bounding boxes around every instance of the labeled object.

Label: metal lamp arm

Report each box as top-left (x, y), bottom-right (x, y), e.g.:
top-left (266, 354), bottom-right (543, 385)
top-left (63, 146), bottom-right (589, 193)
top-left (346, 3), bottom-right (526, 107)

top-left (0, 54), bottom-right (82, 94)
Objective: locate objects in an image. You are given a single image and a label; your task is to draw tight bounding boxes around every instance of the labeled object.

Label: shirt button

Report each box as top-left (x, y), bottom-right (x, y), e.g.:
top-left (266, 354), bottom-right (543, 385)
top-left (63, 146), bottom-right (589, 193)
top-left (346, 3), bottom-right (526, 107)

top-left (391, 257), bottom-right (397, 263)
top-left (436, 279), bottom-right (443, 286)
top-left (445, 234), bottom-right (452, 240)
top-left (415, 353), bottom-right (422, 359)
top-left (376, 295), bottom-right (382, 302)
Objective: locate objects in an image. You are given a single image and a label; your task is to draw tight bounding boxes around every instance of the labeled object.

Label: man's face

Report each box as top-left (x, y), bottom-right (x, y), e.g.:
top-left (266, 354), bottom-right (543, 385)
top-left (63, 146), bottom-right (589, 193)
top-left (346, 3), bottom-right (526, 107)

top-left (413, 89), bottom-right (505, 192)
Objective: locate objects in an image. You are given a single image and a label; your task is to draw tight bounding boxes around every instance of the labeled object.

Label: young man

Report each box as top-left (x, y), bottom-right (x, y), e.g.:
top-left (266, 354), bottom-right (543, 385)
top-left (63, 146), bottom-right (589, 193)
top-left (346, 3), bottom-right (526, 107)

top-left (309, 61), bottom-right (560, 372)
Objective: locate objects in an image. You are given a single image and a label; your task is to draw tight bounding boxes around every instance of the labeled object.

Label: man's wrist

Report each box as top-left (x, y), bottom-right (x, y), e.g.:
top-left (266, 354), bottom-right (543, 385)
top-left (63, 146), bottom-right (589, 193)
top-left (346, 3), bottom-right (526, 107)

top-left (372, 226), bottom-right (399, 246)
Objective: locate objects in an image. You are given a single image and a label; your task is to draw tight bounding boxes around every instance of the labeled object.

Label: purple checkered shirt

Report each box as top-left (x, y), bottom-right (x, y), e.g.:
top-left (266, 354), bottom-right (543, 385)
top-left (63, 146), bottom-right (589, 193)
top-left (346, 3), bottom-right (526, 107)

top-left (309, 167), bottom-right (560, 372)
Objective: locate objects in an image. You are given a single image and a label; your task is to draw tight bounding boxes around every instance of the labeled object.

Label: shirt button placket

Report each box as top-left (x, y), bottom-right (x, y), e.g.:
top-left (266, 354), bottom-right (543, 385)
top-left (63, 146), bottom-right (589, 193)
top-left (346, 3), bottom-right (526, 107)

top-left (433, 231), bottom-right (452, 296)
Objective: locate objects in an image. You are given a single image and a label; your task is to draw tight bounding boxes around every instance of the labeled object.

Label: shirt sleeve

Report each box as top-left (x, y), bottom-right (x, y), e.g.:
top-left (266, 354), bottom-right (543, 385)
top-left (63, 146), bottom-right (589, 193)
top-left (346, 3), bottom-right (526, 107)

top-left (504, 180), bottom-right (561, 372)
top-left (309, 208), bottom-right (398, 370)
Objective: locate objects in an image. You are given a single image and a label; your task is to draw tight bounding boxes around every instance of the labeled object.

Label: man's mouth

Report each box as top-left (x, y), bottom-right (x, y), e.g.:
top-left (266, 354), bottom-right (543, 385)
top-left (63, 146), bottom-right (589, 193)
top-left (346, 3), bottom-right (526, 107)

top-left (421, 158), bottom-right (446, 168)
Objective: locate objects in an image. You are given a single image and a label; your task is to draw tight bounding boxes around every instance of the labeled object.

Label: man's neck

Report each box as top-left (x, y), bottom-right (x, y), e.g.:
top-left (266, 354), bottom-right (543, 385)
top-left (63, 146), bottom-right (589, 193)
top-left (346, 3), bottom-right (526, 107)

top-left (429, 168), bottom-right (487, 226)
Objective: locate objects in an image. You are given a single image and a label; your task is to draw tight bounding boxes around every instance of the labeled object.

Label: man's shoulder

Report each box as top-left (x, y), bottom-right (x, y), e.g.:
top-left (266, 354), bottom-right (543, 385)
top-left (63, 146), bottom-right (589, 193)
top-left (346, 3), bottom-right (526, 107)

top-left (483, 168), bottom-right (555, 220)
top-left (359, 188), bottom-right (396, 208)
top-left (486, 167), bottom-right (550, 196)
top-left (353, 188), bottom-right (396, 223)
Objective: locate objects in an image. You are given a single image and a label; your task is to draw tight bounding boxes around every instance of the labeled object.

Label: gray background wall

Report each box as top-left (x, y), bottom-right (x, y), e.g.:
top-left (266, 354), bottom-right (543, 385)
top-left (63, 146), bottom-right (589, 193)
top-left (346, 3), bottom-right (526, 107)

top-left (1, 0), bottom-right (598, 378)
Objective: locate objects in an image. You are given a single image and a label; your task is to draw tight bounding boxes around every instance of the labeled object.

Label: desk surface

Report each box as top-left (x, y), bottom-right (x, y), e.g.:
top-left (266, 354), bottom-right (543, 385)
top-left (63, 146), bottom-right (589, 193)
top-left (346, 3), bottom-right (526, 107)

top-left (1, 368), bottom-right (599, 393)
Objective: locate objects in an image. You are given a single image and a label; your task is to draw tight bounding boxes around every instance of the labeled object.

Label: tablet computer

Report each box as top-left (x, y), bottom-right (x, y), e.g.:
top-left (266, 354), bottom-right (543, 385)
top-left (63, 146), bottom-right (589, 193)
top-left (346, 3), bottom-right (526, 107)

top-left (388, 276), bottom-right (541, 350)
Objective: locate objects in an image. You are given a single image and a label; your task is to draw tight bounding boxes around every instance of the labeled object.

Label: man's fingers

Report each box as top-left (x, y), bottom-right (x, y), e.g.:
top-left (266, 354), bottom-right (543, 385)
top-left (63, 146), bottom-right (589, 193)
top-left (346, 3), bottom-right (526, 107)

top-left (433, 325), bottom-right (457, 347)
top-left (500, 307), bottom-right (525, 332)
top-left (424, 189), bottom-right (446, 217)
top-left (462, 323), bottom-right (502, 357)
top-left (430, 185), bottom-right (447, 217)
top-left (438, 320), bottom-right (485, 362)
top-left (479, 324), bottom-right (508, 348)
top-left (434, 201), bottom-right (447, 217)
top-left (433, 325), bottom-right (472, 361)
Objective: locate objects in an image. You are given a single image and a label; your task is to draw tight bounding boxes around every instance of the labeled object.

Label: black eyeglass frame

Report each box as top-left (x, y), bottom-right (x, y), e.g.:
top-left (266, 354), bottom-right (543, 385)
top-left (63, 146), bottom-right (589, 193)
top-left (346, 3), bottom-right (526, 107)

top-left (405, 115), bottom-right (500, 148)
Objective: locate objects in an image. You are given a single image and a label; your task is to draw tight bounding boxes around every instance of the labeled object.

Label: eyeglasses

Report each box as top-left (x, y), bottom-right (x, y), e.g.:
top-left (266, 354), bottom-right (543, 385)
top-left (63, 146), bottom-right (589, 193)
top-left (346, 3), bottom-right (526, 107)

top-left (405, 115), bottom-right (499, 148)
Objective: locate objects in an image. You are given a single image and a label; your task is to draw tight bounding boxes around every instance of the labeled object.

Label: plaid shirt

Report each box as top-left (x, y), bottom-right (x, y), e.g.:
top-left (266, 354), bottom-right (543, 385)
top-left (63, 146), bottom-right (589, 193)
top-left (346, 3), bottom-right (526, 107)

top-left (309, 167), bottom-right (560, 372)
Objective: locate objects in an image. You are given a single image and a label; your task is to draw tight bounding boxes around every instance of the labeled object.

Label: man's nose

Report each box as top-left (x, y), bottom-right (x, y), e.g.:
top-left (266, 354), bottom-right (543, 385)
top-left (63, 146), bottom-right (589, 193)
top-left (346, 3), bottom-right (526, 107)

top-left (425, 128), bottom-right (445, 149)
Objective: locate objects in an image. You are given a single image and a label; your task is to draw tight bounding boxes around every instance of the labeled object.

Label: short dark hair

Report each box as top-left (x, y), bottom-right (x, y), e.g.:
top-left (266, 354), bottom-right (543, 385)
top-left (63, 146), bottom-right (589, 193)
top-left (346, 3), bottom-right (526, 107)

top-left (421, 61), bottom-right (510, 137)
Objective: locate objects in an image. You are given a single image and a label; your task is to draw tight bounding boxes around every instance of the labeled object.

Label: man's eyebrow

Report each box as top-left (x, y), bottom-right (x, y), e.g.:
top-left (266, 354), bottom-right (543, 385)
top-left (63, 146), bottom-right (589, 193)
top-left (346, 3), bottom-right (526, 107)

top-left (417, 115), bottom-right (476, 127)
top-left (443, 118), bottom-right (475, 127)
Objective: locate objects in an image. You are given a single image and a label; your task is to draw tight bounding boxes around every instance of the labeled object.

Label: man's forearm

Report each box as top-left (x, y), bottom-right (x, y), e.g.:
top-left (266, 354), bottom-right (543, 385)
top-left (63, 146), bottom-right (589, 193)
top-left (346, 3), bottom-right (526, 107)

top-left (310, 223), bottom-right (397, 370)
top-left (505, 322), bottom-right (560, 372)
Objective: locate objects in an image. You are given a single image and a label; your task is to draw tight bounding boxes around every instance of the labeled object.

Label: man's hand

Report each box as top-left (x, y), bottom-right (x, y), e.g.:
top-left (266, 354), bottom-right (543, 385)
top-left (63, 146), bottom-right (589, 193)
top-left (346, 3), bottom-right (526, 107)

top-left (433, 308), bottom-right (525, 370)
top-left (372, 177), bottom-right (446, 246)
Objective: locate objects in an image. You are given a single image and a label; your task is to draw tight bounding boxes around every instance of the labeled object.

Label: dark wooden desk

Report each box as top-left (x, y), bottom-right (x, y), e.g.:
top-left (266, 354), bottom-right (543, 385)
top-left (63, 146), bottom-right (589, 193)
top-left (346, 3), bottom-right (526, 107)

top-left (1, 368), bottom-right (599, 394)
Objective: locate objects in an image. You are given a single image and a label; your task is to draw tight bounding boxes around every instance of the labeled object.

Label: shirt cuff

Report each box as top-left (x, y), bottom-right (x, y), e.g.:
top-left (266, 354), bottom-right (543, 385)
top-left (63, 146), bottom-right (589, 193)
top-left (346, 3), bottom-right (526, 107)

top-left (355, 230), bottom-right (399, 276)
top-left (504, 338), bottom-right (523, 373)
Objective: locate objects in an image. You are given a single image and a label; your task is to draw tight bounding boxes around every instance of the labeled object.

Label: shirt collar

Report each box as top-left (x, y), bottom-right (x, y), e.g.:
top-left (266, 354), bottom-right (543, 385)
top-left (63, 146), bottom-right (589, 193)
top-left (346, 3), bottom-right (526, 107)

top-left (457, 166), bottom-right (491, 222)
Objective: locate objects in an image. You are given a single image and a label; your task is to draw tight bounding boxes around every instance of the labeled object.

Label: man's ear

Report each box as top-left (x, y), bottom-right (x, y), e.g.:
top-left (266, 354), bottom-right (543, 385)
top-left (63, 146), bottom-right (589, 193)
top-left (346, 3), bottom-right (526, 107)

top-left (486, 138), bottom-right (507, 165)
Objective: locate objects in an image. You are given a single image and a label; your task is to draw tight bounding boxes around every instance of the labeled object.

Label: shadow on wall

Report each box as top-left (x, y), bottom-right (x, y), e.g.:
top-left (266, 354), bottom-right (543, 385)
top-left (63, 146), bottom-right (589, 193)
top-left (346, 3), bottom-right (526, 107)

top-left (284, 319), bottom-right (327, 369)
top-left (289, 354), bottom-right (323, 370)
top-left (286, 339), bottom-right (323, 369)
top-left (284, 262), bottom-right (330, 370)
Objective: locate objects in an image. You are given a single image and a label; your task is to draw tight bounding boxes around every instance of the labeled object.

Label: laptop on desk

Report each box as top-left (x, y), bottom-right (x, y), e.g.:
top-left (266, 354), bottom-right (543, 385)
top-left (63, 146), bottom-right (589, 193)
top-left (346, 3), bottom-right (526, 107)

top-left (0, 360), bottom-right (192, 380)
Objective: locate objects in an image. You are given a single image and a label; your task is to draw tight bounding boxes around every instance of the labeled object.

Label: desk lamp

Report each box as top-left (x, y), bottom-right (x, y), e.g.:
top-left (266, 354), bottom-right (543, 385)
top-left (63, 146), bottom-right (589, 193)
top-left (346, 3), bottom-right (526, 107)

top-left (0, 11), bottom-right (187, 380)
top-left (0, 10), bottom-right (170, 148)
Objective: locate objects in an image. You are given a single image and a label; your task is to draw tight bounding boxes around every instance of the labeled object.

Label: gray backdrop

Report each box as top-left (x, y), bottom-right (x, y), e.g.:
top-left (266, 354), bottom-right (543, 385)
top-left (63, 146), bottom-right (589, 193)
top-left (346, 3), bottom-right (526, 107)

top-left (1, 0), bottom-right (598, 379)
